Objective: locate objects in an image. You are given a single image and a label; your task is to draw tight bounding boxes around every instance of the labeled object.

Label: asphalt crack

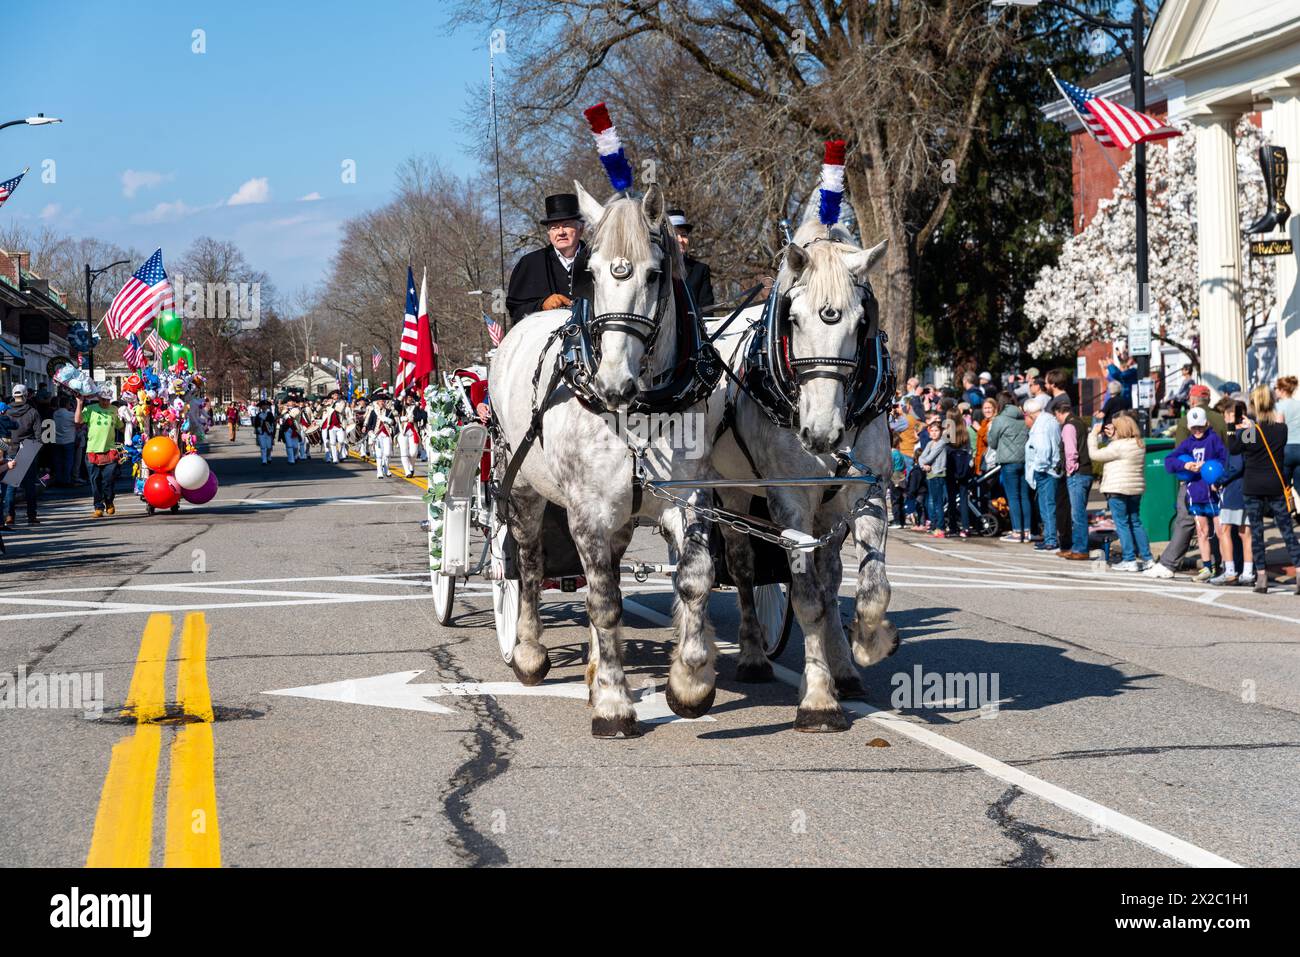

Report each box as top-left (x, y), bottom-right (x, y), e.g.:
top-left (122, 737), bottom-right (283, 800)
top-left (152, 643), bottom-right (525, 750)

top-left (428, 637), bottom-right (522, 867)
top-left (986, 786), bottom-right (1092, 867)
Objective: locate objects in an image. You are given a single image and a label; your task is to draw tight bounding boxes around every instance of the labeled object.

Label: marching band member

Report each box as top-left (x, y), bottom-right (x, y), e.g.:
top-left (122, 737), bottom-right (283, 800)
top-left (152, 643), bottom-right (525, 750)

top-left (397, 391), bottom-right (426, 477)
top-left (280, 398), bottom-right (307, 465)
top-left (322, 399), bottom-right (348, 463)
top-left (253, 399), bottom-right (276, 464)
top-left (364, 392), bottom-right (396, 478)
top-left (352, 396), bottom-right (371, 460)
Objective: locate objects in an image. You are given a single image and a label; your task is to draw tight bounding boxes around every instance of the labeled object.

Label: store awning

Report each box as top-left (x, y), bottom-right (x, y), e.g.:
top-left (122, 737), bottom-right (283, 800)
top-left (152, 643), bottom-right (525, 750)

top-left (0, 338), bottom-right (24, 364)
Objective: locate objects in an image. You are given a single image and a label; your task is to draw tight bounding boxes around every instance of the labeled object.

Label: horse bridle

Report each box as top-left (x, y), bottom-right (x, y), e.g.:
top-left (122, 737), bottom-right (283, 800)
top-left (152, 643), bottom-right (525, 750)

top-left (584, 220), bottom-right (675, 371)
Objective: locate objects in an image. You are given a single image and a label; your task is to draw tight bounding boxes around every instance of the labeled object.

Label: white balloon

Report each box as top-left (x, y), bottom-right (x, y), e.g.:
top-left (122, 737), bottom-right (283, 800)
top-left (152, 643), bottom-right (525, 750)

top-left (174, 453), bottom-right (210, 491)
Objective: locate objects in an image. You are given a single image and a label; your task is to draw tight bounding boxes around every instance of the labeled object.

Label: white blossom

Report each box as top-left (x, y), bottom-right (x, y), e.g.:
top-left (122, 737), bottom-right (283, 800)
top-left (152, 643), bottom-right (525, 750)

top-left (1026, 120), bottom-right (1274, 358)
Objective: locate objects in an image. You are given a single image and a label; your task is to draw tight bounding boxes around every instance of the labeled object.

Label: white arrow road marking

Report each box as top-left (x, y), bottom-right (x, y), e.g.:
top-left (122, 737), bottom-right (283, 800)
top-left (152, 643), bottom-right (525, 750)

top-left (620, 597), bottom-right (1239, 868)
top-left (265, 671), bottom-right (713, 724)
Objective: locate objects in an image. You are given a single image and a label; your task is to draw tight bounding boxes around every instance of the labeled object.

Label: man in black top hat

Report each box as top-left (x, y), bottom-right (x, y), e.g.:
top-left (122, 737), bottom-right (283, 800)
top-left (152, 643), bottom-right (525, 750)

top-left (667, 207), bottom-right (714, 314)
top-left (505, 193), bottom-right (591, 328)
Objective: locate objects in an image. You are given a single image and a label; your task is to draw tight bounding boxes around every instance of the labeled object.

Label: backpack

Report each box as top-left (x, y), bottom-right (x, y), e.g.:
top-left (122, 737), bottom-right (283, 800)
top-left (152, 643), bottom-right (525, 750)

top-left (948, 446), bottom-right (972, 482)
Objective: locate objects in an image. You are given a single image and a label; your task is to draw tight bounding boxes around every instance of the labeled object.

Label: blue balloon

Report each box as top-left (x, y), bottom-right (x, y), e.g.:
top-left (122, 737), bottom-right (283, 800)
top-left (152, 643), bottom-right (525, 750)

top-left (1200, 459), bottom-right (1225, 485)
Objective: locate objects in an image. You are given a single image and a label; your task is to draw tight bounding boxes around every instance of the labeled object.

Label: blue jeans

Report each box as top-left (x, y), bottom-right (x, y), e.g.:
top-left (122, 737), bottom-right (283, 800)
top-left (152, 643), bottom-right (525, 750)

top-left (926, 476), bottom-right (948, 528)
top-left (1066, 473), bottom-right (1093, 553)
top-left (88, 459), bottom-right (120, 509)
top-left (2, 465), bottom-right (39, 521)
top-left (1000, 462), bottom-right (1031, 532)
top-left (1108, 493), bottom-right (1152, 562)
top-left (1285, 445), bottom-right (1300, 492)
top-left (1034, 471), bottom-right (1059, 547)
top-left (1244, 496), bottom-right (1300, 569)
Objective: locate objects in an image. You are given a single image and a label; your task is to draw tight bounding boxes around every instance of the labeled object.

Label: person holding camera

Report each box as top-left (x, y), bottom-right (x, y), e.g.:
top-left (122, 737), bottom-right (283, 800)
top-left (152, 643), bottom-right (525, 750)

top-left (1228, 386), bottom-right (1300, 594)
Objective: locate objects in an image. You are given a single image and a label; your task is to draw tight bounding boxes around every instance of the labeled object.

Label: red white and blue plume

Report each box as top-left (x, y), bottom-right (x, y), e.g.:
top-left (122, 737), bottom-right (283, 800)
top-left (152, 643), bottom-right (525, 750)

top-left (818, 139), bottom-right (847, 225)
top-left (583, 102), bottom-right (634, 193)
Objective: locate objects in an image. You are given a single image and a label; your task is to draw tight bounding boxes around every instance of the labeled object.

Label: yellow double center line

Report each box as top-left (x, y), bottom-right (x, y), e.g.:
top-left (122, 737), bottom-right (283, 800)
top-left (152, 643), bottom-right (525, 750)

top-left (86, 612), bottom-right (221, 867)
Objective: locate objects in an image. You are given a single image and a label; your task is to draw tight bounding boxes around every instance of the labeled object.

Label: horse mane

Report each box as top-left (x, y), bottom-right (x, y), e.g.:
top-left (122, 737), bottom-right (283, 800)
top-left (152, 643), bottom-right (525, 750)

top-left (590, 195), bottom-right (655, 264)
top-left (780, 220), bottom-right (862, 309)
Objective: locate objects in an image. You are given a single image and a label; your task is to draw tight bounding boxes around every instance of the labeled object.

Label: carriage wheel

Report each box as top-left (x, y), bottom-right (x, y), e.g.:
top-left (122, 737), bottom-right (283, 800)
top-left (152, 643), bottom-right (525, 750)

top-left (430, 570), bottom-right (455, 625)
top-left (755, 583), bottom-right (795, 660)
top-left (488, 503), bottom-right (521, 663)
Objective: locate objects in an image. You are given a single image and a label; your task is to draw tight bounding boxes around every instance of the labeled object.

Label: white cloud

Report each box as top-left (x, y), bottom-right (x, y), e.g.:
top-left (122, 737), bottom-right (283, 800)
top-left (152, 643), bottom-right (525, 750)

top-left (122, 169), bottom-right (172, 198)
top-left (227, 177), bottom-right (271, 206)
top-left (298, 192), bottom-right (322, 202)
top-left (131, 199), bottom-right (199, 224)
top-left (39, 203), bottom-right (61, 221)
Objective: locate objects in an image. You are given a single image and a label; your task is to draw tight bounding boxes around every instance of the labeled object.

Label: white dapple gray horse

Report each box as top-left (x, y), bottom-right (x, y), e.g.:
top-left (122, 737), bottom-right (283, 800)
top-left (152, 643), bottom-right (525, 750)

top-left (489, 181), bottom-right (719, 738)
top-left (707, 215), bottom-right (899, 731)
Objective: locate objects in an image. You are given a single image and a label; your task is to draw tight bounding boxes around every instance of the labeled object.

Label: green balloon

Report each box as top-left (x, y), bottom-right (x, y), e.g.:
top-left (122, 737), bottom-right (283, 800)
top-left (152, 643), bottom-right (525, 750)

top-left (174, 344), bottom-right (196, 371)
top-left (157, 309), bottom-right (183, 344)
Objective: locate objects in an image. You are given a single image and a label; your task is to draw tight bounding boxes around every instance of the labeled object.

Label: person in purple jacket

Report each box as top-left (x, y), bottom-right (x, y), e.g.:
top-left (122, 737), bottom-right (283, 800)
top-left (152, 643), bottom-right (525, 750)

top-left (1169, 406), bottom-right (1229, 582)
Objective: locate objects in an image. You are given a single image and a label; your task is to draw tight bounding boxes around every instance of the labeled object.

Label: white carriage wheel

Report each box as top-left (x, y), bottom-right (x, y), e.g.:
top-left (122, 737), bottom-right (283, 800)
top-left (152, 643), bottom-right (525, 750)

top-left (493, 577), bottom-right (521, 663)
top-left (754, 583), bottom-right (795, 660)
top-left (430, 570), bottom-right (455, 625)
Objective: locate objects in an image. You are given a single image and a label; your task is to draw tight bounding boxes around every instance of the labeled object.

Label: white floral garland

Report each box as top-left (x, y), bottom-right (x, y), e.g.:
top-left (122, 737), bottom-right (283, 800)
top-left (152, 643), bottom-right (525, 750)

top-left (421, 384), bottom-right (463, 561)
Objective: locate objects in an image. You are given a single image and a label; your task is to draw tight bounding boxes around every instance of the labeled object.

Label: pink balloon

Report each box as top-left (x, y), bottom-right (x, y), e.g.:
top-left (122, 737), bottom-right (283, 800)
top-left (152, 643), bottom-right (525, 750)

top-left (181, 471), bottom-right (219, 504)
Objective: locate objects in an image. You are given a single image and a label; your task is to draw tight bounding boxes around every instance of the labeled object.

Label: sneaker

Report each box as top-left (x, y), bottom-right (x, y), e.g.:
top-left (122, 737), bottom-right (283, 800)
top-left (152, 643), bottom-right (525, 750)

top-left (92, 508), bottom-right (103, 518)
top-left (959, 531), bottom-right (969, 539)
top-left (1194, 567), bottom-right (1214, 583)
top-left (1208, 572), bottom-right (1239, 586)
top-left (1034, 541), bottom-right (1057, 551)
top-left (1112, 560), bottom-right (1141, 572)
top-left (1143, 563), bottom-right (1175, 580)
top-left (932, 530), bottom-right (946, 538)
top-left (1239, 571), bottom-right (1256, 586)
top-left (1000, 532), bottom-right (1021, 542)
top-left (106, 505), bottom-right (115, 515)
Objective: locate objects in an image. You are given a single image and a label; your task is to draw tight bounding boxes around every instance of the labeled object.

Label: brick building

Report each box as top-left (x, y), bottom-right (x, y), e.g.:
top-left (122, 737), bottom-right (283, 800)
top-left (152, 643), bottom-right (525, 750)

top-left (0, 248), bottom-right (78, 397)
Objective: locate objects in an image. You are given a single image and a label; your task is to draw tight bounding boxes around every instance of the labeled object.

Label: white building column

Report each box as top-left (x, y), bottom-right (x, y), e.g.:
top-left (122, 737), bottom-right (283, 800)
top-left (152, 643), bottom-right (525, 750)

top-left (1192, 109), bottom-right (1249, 394)
top-left (1271, 83), bottom-right (1300, 380)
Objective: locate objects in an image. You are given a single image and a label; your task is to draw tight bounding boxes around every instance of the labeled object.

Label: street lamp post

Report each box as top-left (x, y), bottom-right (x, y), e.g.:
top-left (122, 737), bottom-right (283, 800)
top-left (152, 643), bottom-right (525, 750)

top-left (85, 260), bottom-right (129, 379)
top-left (0, 113), bottom-right (63, 132)
top-left (993, 0), bottom-right (1152, 377)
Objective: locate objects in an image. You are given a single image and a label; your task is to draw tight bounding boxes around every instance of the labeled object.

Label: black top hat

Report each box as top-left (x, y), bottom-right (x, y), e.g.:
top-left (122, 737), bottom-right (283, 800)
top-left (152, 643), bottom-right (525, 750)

top-left (539, 193), bottom-right (582, 225)
top-left (666, 207), bottom-right (693, 233)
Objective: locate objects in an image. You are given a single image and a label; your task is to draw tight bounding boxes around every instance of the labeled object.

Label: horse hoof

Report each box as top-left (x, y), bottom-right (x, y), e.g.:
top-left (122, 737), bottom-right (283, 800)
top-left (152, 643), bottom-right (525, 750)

top-left (665, 682), bottom-right (716, 719)
top-left (591, 714), bottom-right (641, 738)
top-left (878, 620), bottom-right (901, 658)
top-left (794, 707), bottom-right (850, 733)
top-left (510, 652), bottom-right (551, 686)
top-left (835, 676), bottom-right (869, 701)
top-left (735, 660), bottom-right (775, 683)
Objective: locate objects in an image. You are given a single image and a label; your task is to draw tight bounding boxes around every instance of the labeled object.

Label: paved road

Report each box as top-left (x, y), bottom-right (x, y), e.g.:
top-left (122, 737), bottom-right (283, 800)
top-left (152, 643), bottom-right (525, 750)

top-left (1, 435), bottom-right (1297, 867)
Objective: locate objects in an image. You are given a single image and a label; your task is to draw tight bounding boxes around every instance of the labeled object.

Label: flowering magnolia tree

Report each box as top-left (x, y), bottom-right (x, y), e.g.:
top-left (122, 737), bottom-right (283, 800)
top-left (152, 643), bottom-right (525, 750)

top-left (1026, 119), bottom-right (1275, 359)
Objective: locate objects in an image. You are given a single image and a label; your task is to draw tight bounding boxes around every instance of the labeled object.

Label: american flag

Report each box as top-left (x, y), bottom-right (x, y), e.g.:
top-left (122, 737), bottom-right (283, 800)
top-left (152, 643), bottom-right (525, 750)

top-left (371, 345), bottom-right (382, 371)
top-left (0, 169), bottom-right (28, 210)
top-left (104, 248), bottom-right (174, 339)
top-left (1052, 72), bottom-right (1181, 151)
top-left (124, 334), bottom-right (147, 369)
top-left (484, 312), bottom-right (503, 346)
top-left (394, 267), bottom-right (420, 395)
top-left (144, 328), bottom-right (166, 356)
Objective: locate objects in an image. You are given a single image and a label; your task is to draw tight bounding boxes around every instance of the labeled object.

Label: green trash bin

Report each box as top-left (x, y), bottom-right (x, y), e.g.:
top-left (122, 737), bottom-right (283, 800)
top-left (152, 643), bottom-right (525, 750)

top-left (1141, 437), bottom-right (1179, 543)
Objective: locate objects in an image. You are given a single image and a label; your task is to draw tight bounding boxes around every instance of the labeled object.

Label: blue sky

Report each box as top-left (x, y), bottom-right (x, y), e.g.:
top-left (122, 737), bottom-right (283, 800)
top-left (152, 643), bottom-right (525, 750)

top-left (1, 0), bottom-right (495, 295)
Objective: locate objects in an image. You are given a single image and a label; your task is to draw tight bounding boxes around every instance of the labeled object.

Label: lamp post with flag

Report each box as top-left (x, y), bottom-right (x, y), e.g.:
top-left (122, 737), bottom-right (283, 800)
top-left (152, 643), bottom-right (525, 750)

top-left (84, 259), bottom-right (129, 379)
top-left (994, 0), bottom-right (1169, 380)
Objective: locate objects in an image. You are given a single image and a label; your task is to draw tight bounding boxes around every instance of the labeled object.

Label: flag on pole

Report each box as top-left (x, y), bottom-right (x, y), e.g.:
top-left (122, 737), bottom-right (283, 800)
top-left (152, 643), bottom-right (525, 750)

top-left (0, 169), bottom-right (28, 210)
top-left (104, 248), bottom-right (174, 339)
top-left (371, 345), bottom-right (382, 371)
top-left (124, 334), bottom-right (146, 369)
top-left (394, 267), bottom-right (421, 395)
top-left (484, 312), bottom-right (503, 346)
top-left (347, 364), bottom-right (355, 395)
top-left (144, 329), bottom-right (165, 356)
top-left (1051, 71), bottom-right (1181, 150)
top-left (412, 268), bottom-right (435, 387)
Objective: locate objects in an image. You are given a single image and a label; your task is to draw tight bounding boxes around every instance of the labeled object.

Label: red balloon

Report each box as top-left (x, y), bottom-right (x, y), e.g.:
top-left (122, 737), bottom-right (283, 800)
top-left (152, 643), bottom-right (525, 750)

top-left (143, 473), bottom-right (181, 509)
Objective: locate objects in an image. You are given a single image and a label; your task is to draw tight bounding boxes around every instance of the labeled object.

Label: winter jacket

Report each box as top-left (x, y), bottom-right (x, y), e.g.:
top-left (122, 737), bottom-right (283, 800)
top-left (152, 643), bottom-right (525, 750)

top-left (1227, 422), bottom-right (1290, 498)
top-left (985, 405), bottom-right (1027, 465)
top-left (1024, 412), bottom-right (1062, 488)
top-left (4, 402), bottom-right (42, 445)
top-left (1170, 430), bottom-right (1228, 506)
top-left (1087, 432), bottom-right (1145, 496)
top-left (917, 434), bottom-right (948, 478)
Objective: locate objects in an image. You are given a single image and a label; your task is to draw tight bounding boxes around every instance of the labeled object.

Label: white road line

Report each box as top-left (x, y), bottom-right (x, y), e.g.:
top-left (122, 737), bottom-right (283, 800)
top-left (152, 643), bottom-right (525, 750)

top-left (620, 597), bottom-right (1240, 869)
top-left (0, 592), bottom-right (436, 623)
top-left (0, 572), bottom-right (427, 599)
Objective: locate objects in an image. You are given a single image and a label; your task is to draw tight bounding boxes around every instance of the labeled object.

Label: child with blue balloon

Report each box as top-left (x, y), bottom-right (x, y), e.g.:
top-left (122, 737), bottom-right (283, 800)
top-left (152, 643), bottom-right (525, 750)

top-left (1168, 406), bottom-right (1229, 582)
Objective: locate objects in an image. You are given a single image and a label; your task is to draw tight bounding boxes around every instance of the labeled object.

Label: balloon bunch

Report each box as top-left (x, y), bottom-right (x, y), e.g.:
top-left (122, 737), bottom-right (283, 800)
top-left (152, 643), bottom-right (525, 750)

top-left (140, 435), bottom-right (219, 509)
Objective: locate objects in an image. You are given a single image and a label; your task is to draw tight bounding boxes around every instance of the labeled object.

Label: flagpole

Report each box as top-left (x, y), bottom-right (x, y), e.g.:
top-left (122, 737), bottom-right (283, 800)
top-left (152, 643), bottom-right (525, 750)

top-left (1131, 0), bottom-right (1150, 384)
top-left (490, 47), bottom-right (506, 292)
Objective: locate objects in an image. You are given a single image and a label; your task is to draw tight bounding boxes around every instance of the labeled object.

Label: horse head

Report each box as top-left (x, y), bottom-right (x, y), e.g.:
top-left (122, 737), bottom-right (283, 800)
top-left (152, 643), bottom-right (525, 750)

top-left (777, 220), bottom-right (887, 453)
top-left (574, 179), bottom-right (677, 410)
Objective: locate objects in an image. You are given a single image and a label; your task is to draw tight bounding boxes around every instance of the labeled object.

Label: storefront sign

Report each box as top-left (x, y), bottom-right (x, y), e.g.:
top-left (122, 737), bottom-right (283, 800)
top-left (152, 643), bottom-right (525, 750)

top-left (1250, 238), bottom-right (1294, 257)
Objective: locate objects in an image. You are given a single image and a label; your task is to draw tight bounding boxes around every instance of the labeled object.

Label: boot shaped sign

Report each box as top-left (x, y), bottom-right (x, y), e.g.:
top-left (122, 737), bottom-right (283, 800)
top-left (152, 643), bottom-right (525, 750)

top-left (1245, 145), bottom-right (1290, 236)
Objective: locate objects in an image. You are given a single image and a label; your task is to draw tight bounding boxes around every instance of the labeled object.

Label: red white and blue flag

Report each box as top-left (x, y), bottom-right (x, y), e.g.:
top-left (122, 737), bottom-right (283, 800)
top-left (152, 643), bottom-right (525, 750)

top-left (0, 169), bottom-right (28, 210)
top-left (484, 313), bottom-right (503, 346)
top-left (104, 248), bottom-right (174, 339)
top-left (818, 140), bottom-right (846, 225)
top-left (583, 102), bottom-right (634, 192)
top-left (1051, 72), bottom-right (1181, 150)
top-left (371, 345), bottom-right (382, 372)
top-left (124, 333), bottom-right (147, 369)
